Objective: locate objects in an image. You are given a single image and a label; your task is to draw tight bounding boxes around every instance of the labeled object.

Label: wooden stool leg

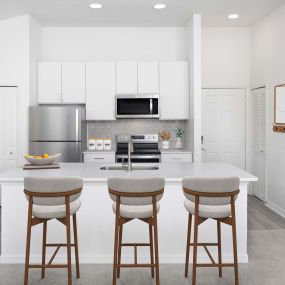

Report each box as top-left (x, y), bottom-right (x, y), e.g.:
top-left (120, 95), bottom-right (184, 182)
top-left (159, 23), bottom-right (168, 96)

top-left (117, 224), bottom-right (123, 278)
top-left (113, 215), bottom-right (119, 285)
top-left (231, 201), bottom-right (239, 285)
top-left (73, 214), bottom-right (80, 278)
top-left (185, 214), bottom-right (192, 278)
top-left (217, 220), bottom-right (222, 277)
top-left (24, 199), bottom-right (33, 285)
top-left (192, 213), bottom-right (199, 285)
top-left (66, 215), bottom-right (72, 285)
top-left (149, 224), bottom-right (155, 278)
top-left (41, 221), bottom-right (47, 279)
top-left (153, 219), bottom-right (160, 285)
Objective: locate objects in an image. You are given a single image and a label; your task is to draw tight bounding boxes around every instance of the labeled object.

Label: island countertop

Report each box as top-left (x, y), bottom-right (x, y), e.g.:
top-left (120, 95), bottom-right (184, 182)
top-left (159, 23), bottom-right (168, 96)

top-left (0, 162), bottom-right (257, 183)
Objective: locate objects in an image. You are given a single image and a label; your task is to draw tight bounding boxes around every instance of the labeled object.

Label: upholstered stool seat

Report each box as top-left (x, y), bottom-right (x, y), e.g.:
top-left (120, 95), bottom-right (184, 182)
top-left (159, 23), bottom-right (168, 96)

top-left (112, 203), bottom-right (160, 219)
top-left (33, 199), bottom-right (81, 219)
top-left (184, 199), bottom-right (231, 219)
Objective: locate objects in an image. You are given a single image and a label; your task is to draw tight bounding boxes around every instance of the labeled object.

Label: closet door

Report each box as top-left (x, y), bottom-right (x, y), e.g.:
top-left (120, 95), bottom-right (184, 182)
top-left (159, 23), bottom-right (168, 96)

top-left (202, 89), bottom-right (246, 169)
top-left (252, 87), bottom-right (267, 201)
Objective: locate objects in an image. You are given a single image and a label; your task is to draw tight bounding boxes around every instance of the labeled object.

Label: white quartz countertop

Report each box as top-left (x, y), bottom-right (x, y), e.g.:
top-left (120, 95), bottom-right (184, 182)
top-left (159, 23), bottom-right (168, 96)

top-left (0, 162), bottom-right (257, 183)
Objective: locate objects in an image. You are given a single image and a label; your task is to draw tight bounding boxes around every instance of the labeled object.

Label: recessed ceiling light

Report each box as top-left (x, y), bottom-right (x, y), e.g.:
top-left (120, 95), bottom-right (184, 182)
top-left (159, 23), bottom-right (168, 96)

top-left (228, 14), bottom-right (239, 20)
top-left (153, 3), bottom-right (167, 10)
top-left (89, 3), bottom-right (103, 9)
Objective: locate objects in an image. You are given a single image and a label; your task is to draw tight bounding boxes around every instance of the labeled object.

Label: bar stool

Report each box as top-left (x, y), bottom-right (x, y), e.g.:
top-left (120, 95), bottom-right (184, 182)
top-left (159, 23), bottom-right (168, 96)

top-left (108, 177), bottom-right (165, 285)
top-left (182, 177), bottom-right (240, 285)
top-left (23, 176), bottom-right (83, 285)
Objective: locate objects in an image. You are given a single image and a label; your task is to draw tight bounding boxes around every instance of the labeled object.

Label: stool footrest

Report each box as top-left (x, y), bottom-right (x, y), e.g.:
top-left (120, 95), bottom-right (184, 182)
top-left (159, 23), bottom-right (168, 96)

top-left (117, 263), bottom-right (155, 268)
top-left (196, 263), bottom-right (234, 268)
top-left (189, 243), bottom-right (218, 247)
top-left (46, 243), bottom-right (75, 247)
top-left (121, 243), bottom-right (150, 247)
top-left (29, 264), bottom-right (69, 269)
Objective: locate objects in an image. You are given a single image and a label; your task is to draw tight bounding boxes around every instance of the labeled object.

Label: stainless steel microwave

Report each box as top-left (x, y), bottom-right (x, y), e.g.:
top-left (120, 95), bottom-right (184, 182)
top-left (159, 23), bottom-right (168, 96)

top-left (115, 94), bottom-right (159, 119)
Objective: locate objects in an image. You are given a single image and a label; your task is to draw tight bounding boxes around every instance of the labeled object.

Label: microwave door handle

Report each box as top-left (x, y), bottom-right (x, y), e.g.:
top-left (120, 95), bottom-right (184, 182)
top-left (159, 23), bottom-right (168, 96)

top-left (150, 98), bottom-right (153, 115)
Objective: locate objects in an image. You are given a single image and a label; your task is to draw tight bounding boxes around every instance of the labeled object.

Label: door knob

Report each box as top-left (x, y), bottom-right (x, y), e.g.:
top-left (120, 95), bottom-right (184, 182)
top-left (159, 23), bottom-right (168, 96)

top-left (201, 147), bottom-right (207, 151)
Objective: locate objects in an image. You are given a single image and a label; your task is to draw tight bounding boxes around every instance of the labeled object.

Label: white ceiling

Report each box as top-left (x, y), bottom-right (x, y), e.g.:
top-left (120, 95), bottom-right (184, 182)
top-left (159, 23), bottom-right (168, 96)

top-left (0, 0), bottom-right (284, 27)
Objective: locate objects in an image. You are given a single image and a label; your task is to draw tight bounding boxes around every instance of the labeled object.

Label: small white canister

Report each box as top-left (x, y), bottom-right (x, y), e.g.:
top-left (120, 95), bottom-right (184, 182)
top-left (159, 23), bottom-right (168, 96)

top-left (104, 139), bottom-right (112, 151)
top-left (88, 138), bottom-right (96, 151)
top-left (95, 139), bottom-right (104, 151)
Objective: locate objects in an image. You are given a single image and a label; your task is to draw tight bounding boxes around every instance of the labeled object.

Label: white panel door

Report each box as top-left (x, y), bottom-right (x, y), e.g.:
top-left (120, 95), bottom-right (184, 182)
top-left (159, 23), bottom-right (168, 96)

top-left (0, 90), bottom-right (4, 173)
top-left (86, 62), bottom-right (116, 120)
top-left (0, 87), bottom-right (18, 171)
top-left (138, 62), bottom-right (159, 94)
top-left (159, 62), bottom-right (189, 120)
top-left (252, 87), bottom-right (267, 201)
top-left (116, 62), bottom-right (138, 94)
top-left (62, 62), bottom-right (86, 104)
top-left (202, 89), bottom-right (246, 169)
top-left (38, 62), bottom-right (62, 104)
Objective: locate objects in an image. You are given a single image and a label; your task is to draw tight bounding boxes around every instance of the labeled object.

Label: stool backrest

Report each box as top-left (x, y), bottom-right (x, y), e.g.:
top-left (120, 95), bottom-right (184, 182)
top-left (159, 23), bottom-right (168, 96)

top-left (24, 176), bottom-right (83, 206)
top-left (108, 177), bottom-right (165, 205)
top-left (182, 177), bottom-right (239, 205)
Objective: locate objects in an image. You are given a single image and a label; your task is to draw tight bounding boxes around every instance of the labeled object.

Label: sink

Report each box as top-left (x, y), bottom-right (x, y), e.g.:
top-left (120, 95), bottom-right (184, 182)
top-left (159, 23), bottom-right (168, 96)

top-left (100, 164), bottom-right (159, 171)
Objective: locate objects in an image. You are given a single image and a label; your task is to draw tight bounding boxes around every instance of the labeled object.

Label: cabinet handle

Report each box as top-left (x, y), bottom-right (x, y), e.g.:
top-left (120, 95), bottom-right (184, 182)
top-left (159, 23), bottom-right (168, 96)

top-left (94, 157), bottom-right (104, 160)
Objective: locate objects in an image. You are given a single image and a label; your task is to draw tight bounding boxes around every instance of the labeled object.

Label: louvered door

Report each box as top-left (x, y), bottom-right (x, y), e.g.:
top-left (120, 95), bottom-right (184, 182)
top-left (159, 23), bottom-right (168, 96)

top-left (252, 87), bottom-right (267, 201)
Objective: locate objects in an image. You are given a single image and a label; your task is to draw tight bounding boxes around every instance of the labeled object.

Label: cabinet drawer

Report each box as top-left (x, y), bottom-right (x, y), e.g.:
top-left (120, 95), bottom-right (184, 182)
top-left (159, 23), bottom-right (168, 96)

top-left (83, 153), bottom-right (115, 163)
top-left (161, 153), bottom-right (192, 163)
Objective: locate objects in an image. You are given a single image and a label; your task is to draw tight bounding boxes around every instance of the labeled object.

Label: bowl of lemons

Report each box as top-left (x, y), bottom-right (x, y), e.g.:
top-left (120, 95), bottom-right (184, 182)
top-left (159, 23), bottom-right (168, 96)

top-left (24, 153), bottom-right (61, 165)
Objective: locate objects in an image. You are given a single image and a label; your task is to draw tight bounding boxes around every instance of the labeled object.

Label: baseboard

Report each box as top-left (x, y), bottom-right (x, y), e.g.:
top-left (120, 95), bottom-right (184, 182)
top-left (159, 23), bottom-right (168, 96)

top-left (266, 200), bottom-right (285, 218)
top-left (0, 253), bottom-right (248, 264)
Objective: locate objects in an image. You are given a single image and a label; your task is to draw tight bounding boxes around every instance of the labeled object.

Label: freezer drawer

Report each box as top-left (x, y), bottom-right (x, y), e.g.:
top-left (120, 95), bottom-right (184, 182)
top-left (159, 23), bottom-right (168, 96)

top-left (29, 141), bottom-right (82, 162)
top-left (29, 106), bottom-right (84, 141)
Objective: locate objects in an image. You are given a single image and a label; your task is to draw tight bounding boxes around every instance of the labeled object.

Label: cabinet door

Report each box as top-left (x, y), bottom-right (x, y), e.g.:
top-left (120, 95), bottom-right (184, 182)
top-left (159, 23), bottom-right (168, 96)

top-left (116, 62), bottom-right (138, 94)
top-left (161, 152), bottom-right (192, 163)
top-left (62, 62), bottom-right (85, 104)
top-left (38, 62), bottom-right (62, 104)
top-left (138, 62), bottom-right (159, 94)
top-left (83, 153), bottom-right (115, 163)
top-left (86, 62), bottom-right (116, 120)
top-left (159, 62), bottom-right (189, 120)
top-left (0, 89), bottom-right (4, 173)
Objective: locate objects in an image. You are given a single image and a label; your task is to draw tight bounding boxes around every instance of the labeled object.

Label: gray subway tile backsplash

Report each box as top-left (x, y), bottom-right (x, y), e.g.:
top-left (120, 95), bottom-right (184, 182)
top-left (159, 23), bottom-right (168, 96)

top-left (87, 119), bottom-right (187, 150)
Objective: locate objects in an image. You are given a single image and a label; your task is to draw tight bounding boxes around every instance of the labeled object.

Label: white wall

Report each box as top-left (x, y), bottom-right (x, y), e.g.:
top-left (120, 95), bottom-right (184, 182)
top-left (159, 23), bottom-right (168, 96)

top-left (0, 15), bottom-right (31, 165)
top-left (251, 3), bottom-right (285, 216)
top-left (29, 17), bottom-right (42, 106)
top-left (186, 15), bottom-right (202, 162)
top-left (41, 27), bottom-right (187, 61)
top-left (202, 27), bottom-right (251, 88)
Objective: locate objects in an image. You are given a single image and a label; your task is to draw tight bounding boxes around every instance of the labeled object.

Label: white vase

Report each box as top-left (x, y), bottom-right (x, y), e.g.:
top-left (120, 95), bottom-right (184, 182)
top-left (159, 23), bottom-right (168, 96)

top-left (161, 140), bottom-right (170, 150)
top-left (176, 137), bottom-right (182, 149)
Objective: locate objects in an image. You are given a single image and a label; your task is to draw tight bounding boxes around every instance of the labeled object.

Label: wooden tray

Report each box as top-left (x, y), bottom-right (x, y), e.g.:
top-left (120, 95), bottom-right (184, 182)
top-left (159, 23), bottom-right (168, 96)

top-left (23, 163), bottom-right (60, 170)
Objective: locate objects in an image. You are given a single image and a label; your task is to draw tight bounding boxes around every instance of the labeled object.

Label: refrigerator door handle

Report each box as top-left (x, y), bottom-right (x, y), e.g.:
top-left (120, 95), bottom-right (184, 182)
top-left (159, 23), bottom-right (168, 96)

top-left (76, 109), bottom-right (79, 141)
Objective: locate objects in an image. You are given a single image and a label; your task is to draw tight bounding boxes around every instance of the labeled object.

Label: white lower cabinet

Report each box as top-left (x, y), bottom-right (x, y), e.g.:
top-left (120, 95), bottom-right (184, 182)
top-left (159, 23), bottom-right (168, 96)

top-left (83, 152), bottom-right (115, 163)
top-left (161, 152), bottom-right (193, 163)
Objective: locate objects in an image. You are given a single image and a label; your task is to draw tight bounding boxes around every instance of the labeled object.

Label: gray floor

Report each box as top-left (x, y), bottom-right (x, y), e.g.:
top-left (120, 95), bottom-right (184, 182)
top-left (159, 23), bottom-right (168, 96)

top-left (1, 196), bottom-right (285, 285)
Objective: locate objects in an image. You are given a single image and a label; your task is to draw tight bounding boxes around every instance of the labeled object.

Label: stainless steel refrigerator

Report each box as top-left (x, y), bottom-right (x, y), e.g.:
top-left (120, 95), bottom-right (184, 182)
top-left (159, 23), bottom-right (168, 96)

top-left (29, 106), bottom-right (86, 162)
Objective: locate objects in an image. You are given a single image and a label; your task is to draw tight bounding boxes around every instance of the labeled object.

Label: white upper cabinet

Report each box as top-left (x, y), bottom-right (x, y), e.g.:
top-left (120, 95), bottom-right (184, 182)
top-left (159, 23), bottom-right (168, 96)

top-left (38, 62), bottom-right (62, 104)
top-left (116, 62), bottom-right (138, 94)
top-left (138, 62), bottom-right (159, 94)
top-left (86, 62), bottom-right (116, 120)
top-left (62, 62), bottom-right (85, 104)
top-left (159, 61), bottom-right (189, 120)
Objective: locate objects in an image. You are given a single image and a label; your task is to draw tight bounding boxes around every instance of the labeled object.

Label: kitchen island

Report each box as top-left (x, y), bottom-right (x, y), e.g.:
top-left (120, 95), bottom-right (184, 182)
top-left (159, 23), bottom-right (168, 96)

top-left (0, 162), bottom-right (257, 264)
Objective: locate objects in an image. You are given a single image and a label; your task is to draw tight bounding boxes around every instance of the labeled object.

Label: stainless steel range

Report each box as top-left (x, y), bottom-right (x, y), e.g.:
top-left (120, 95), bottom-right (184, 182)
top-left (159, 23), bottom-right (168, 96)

top-left (115, 134), bottom-right (161, 163)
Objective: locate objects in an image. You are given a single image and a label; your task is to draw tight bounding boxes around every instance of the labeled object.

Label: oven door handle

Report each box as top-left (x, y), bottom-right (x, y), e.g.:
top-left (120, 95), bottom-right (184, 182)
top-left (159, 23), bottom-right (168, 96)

top-left (116, 154), bottom-right (161, 159)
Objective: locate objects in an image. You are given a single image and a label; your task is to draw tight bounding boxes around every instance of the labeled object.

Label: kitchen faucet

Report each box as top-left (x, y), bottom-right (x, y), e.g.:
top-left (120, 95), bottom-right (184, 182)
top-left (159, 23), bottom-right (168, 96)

top-left (128, 138), bottom-right (134, 171)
